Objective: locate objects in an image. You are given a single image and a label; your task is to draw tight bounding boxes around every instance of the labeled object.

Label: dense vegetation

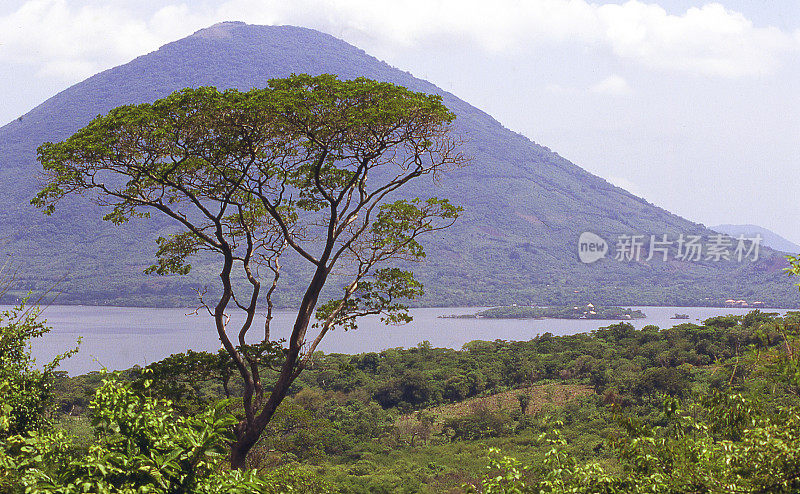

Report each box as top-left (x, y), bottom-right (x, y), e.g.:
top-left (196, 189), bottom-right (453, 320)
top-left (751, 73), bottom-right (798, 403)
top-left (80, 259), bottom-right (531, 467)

top-left (6, 296), bottom-right (800, 492)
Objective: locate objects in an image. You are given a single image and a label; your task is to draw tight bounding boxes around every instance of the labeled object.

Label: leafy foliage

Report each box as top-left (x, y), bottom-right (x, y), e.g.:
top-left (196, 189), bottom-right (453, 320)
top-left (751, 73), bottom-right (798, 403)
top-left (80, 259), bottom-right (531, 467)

top-left (0, 299), bottom-right (77, 437)
top-left (33, 74), bottom-right (465, 467)
top-left (2, 372), bottom-right (334, 493)
top-left (2, 306), bottom-right (798, 491)
top-left (469, 393), bottom-right (800, 493)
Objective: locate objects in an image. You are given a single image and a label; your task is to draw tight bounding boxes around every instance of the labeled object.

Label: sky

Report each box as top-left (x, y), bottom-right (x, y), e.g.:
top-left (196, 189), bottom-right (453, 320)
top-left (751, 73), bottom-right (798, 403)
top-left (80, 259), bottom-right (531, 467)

top-left (1, 0), bottom-right (799, 244)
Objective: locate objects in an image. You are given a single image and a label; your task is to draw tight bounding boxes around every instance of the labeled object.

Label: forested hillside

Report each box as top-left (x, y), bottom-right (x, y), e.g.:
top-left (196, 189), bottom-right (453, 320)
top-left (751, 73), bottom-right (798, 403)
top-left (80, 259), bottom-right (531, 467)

top-left (0, 22), bottom-right (796, 307)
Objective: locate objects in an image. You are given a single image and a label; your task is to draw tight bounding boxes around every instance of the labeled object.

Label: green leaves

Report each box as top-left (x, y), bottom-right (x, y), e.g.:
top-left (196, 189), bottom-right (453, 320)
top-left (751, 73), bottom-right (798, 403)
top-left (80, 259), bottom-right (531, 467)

top-left (33, 75), bottom-right (459, 226)
top-left (31, 74), bottom-right (465, 468)
top-left (1, 372), bottom-right (336, 493)
top-left (0, 299), bottom-right (77, 438)
top-left (31, 373), bottom-right (238, 493)
top-left (314, 268), bottom-right (423, 333)
top-left (369, 198), bottom-right (462, 260)
top-left (462, 388), bottom-right (800, 494)
top-left (786, 255), bottom-right (800, 292)
top-left (471, 447), bottom-right (531, 494)
top-left (145, 233), bottom-right (202, 276)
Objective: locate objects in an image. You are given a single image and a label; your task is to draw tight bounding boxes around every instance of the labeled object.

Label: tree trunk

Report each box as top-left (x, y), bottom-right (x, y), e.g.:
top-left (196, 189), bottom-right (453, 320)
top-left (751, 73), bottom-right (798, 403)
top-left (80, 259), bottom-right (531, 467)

top-left (230, 435), bottom-right (256, 470)
top-left (229, 381), bottom-right (285, 469)
top-left (229, 265), bottom-right (330, 469)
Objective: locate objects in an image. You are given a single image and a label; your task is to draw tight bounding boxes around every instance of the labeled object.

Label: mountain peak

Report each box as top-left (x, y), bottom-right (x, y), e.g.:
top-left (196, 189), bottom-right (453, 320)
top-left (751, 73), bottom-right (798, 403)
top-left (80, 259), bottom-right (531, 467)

top-left (188, 22), bottom-right (325, 41)
top-left (192, 21), bottom-right (247, 40)
top-left (182, 22), bottom-right (345, 49)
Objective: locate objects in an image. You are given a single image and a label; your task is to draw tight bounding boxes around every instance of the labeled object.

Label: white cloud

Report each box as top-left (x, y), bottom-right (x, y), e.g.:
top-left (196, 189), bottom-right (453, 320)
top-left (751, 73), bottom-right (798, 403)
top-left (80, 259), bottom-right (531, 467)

top-left (0, 0), bottom-right (797, 82)
top-left (596, 2), bottom-right (793, 77)
top-left (590, 75), bottom-right (632, 96)
top-left (0, 0), bottom-right (163, 78)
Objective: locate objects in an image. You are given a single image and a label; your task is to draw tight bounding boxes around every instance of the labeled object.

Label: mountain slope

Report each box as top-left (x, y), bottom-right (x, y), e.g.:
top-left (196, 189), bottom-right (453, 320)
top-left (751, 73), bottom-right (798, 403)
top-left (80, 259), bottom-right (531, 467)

top-left (0, 22), bottom-right (796, 307)
top-left (711, 225), bottom-right (800, 254)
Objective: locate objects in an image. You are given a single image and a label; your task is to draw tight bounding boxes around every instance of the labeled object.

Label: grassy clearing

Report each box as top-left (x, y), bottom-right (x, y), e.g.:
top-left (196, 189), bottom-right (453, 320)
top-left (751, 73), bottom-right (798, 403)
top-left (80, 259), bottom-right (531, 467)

top-left (432, 383), bottom-right (592, 418)
top-left (398, 383), bottom-right (593, 432)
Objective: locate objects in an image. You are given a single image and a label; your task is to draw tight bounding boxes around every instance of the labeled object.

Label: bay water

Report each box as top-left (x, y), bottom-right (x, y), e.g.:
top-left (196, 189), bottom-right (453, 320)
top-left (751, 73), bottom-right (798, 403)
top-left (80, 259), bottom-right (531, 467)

top-left (13, 305), bottom-right (789, 375)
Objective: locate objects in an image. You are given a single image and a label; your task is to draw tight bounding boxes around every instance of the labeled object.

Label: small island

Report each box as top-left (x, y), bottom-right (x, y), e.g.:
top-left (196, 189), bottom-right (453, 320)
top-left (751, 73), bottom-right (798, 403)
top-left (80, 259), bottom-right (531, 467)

top-left (442, 304), bottom-right (646, 320)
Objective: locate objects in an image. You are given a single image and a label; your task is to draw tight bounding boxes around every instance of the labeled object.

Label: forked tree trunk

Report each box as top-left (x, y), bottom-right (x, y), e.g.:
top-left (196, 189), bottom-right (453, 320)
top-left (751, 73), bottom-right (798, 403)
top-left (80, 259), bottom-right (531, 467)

top-left (229, 266), bottom-right (329, 469)
top-left (229, 364), bottom-right (295, 469)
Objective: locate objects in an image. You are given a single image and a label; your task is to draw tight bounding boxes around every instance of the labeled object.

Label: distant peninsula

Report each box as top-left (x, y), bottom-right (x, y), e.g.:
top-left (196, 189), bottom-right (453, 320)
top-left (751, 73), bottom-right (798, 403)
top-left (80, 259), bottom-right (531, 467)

top-left (443, 304), bottom-right (646, 320)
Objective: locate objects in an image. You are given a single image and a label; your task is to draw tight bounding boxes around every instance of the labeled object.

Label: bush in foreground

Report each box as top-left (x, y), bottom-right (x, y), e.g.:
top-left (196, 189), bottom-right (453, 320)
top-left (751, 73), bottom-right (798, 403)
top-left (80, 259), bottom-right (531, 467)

top-left (1, 374), bottom-right (332, 493)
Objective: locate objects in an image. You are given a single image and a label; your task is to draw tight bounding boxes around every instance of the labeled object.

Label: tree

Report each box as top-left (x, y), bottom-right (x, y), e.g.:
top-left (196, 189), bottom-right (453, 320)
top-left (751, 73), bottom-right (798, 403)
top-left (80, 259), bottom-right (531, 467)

top-left (33, 74), bottom-right (466, 467)
top-left (0, 264), bottom-right (77, 491)
top-left (0, 261), bottom-right (77, 437)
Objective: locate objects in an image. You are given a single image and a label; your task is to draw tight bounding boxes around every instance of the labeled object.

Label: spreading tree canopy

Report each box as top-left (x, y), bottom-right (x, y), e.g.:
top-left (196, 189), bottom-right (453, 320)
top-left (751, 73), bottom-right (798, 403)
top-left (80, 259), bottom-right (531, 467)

top-left (33, 74), bottom-right (466, 467)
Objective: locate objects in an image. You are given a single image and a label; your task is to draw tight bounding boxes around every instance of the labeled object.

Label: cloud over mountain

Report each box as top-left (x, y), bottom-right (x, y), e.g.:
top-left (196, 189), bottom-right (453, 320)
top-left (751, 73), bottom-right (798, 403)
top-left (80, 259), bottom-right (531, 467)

top-left (2, 0), bottom-right (796, 82)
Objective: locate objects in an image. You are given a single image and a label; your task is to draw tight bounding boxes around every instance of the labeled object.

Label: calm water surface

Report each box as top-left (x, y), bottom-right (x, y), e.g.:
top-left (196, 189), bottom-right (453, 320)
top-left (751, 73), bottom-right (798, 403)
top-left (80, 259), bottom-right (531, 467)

top-left (15, 305), bottom-right (789, 375)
